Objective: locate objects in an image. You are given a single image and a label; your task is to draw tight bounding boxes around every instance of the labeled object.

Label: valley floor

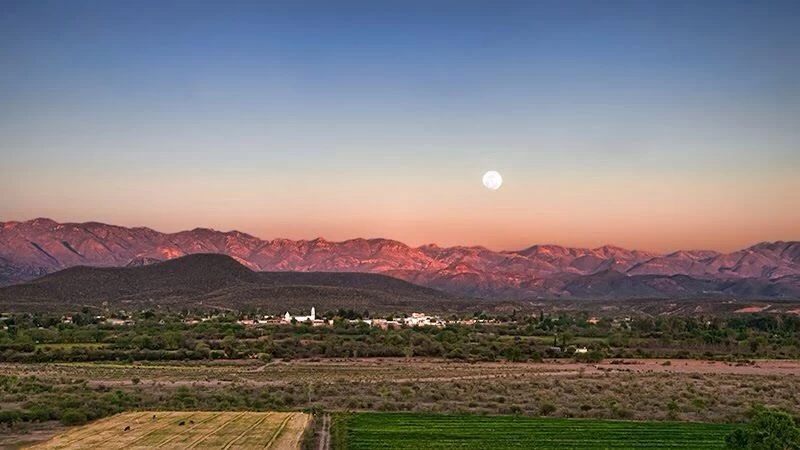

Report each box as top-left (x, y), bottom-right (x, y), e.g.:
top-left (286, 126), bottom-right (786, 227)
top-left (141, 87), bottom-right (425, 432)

top-left (1, 358), bottom-right (798, 447)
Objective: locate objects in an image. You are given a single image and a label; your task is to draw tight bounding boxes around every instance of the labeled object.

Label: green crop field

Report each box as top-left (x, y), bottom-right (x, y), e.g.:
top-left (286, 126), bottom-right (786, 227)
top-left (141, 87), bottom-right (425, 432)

top-left (341, 412), bottom-right (739, 449)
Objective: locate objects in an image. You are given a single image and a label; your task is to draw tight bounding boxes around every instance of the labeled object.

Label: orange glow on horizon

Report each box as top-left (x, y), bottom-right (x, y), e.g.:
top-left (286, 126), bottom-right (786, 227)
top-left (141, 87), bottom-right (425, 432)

top-left (2, 165), bottom-right (797, 253)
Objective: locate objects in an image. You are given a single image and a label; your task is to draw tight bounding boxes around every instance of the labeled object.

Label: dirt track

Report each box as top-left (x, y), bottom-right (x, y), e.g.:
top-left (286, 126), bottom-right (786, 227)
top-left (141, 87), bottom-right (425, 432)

top-left (317, 414), bottom-right (330, 450)
top-left (3, 358), bottom-right (799, 390)
top-left (526, 358), bottom-right (800, 376)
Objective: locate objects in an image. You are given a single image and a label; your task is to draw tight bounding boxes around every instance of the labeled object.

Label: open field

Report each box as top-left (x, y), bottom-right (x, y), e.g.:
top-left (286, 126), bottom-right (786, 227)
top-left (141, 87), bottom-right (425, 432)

top-left (341, 412), bottom-right (739, 449)
top-left (1, 359), bottom-right (799, 427)
top-left (3, 357), bottom-right (800, 387)
top-left (29, 411), bottom-right (310, 450)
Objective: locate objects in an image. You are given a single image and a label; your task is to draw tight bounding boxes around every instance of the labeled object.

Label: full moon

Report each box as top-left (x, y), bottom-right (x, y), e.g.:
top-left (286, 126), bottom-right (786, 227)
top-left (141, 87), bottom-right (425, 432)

top-left (482, 170), bottom-right (503, 190)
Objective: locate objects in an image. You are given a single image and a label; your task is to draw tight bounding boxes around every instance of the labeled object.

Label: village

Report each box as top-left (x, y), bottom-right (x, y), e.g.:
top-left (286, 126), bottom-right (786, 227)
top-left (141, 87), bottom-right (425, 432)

top-left (234, 307), bottom-right (496, 329)
top-left (45, 309), bottom-right (621, 336)
top-left (42, 309), bottom-right (488, 329)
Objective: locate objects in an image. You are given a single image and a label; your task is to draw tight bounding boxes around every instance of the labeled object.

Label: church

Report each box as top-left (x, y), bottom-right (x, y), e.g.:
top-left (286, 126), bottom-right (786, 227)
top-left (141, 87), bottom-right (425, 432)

top-left (283, 307), bottom-right (315, 323)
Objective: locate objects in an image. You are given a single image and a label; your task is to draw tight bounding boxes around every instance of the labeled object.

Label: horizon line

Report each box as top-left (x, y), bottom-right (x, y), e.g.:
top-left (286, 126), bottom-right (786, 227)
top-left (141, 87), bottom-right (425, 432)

top-left (2, 216), bottom-right (795, 256)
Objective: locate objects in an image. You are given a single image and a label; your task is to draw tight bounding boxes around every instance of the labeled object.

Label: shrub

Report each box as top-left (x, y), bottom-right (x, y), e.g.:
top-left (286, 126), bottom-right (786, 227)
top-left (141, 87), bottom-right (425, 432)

top-left (539, 403), bottom-right (556, 416)
top-left (60, 408), bottom-right (88, 425)
top-left (725, 407), bottom-right (800, 449)
top-left (27, 406), bottom-right (53, 422)
top-left (574, 350), bottom-right (604, 363)
top-left (0, 410), bottom-right (22, 424)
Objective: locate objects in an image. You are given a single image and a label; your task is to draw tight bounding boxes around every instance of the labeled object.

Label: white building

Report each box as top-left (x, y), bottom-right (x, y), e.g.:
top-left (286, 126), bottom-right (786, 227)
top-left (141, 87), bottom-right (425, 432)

top-left (105, 318), bottom-right (134, 326)
top-left (284, 307), bottom-right (316, 323)
top-left (402, 312), bottom-right (443, 327)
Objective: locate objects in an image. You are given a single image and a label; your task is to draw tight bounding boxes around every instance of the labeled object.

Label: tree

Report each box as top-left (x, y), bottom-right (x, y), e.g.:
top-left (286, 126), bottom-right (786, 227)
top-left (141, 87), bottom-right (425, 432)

top-left (561, 330), bottom-right (575, 348)
top-left (726, 407), bottom-right (800, 449)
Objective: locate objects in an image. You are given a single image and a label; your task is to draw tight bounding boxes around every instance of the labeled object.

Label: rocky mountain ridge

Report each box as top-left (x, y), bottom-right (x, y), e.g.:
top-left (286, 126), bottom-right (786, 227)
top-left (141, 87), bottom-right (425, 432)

top-left (1, 218), bottom-right (799, 299)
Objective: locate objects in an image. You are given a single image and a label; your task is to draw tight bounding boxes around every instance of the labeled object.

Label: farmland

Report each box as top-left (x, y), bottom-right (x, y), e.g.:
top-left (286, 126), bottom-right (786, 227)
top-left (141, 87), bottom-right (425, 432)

top-left (2, 311), bottom-right (800, 447)
top-left (339, 412), bottom-right (739, 449)
top-left (30, 411), bottom-right (310, 449)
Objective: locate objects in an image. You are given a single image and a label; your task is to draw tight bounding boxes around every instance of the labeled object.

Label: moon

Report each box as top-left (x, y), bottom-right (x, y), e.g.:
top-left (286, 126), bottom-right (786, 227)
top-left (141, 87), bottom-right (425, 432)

top-left (482, 170), bottom-right (503, 190)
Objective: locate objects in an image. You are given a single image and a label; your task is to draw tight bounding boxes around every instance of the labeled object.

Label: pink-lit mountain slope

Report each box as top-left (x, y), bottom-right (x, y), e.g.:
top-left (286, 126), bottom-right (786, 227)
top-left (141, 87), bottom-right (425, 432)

top-left (1, 218), bottom-right (799, 299)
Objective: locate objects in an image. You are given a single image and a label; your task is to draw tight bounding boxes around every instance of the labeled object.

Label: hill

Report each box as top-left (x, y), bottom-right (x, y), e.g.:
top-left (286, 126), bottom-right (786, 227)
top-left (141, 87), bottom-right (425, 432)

top-left (0, 253), bottom-right (469, 313)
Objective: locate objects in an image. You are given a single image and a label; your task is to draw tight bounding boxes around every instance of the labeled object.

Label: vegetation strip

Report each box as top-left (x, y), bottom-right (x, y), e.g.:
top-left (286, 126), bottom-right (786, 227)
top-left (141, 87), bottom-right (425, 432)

top-left (264, 413), bottom-right (295, 448)
top-left (186, 412), bottom-right (247, 448)
top-left (125, 412), bottom-right (203, 447)
top-left (154, 412), bottom-right (221, 448)
top-left (221, 412), bottom-right (272, 449)
top-left (41, 412), bottom-right (151, 448)
top-left (89, 412), bottom-right (179, 448)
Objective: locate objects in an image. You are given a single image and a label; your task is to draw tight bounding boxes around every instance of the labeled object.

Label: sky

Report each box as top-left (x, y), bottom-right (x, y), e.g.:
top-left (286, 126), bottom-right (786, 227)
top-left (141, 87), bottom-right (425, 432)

top-left (1, 0), bottom-right (799, 252)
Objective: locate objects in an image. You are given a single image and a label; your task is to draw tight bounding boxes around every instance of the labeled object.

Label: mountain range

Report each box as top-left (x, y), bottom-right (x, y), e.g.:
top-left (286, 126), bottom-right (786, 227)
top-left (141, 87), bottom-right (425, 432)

top-left (1, 218), bottom-right (799, 299)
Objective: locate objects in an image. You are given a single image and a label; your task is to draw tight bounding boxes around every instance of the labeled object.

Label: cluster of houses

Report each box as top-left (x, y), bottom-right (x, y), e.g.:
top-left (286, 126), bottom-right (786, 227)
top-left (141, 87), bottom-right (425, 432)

top-left (54, 310), bottom-right (627, 333)
top-left (233, 308), bottom-right (494, 329)
top-left (345, 312), bottom-right (449, 329)
top-left (58, 315), bottom-right (136, 326)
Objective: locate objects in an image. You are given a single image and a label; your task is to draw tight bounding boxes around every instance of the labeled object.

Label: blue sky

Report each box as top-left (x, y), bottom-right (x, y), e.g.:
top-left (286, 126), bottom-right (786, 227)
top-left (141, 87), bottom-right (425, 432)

top-left (1, 1), bottom-right (798, 251)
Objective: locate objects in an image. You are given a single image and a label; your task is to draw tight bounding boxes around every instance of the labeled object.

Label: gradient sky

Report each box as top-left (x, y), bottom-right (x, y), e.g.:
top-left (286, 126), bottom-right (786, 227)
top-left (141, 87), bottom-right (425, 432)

top-left (1, 1), bottom-right (799, 252)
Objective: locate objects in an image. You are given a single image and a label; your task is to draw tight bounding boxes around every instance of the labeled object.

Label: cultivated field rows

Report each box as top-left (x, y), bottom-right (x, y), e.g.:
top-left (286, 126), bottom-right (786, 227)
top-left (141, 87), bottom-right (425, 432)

top-left (30, 411), bottom-right (310, 450)
top-left (344, 412), bottom-right (738, 449)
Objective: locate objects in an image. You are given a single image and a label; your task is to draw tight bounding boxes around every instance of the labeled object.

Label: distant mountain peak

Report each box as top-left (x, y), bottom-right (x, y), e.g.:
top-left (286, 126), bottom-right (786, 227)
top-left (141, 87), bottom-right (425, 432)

top-left (29, 218), bottom-right (58, 228)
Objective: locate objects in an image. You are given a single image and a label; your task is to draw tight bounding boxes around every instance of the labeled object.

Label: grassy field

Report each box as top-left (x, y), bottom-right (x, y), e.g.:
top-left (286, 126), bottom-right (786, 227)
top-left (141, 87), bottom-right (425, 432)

top-left (30, 411), bottom-right (310, 449)
top-left (341, 412), bottom-right (739, 449)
